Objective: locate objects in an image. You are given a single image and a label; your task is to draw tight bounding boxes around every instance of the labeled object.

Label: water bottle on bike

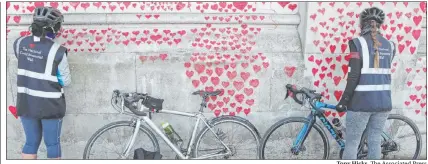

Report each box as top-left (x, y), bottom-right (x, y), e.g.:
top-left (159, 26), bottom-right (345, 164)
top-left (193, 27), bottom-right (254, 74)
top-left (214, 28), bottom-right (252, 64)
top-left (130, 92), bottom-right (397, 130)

top-left (333, 105), bottom-right (347, 140)
top-left (162, 122), bottom-right (175, 141)
top-left (332, 118), bottom-right (346, 140)
top-left (161, 122), bottom-right (184, 147)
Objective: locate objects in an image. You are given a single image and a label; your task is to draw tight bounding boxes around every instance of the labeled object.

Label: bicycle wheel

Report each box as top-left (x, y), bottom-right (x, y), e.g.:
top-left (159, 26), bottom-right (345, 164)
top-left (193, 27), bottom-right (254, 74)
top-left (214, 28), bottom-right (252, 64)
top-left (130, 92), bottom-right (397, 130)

top-left (83, 121), bottom-right (160, 159)
top-left (259, 117), bottom-right (330, 159)
top-left (357, 114), bottom-right (422, 160)
top-left (192, 115), bottom-right (261, 159)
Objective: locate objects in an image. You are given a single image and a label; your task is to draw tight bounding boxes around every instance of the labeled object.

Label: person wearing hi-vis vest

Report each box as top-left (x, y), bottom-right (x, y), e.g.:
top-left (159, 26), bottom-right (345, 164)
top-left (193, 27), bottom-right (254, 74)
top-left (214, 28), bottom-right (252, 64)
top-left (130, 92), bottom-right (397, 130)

top-left (13, 6), bottom-right (71, 159)
top-left (335, 7), bottom-right (396, 160)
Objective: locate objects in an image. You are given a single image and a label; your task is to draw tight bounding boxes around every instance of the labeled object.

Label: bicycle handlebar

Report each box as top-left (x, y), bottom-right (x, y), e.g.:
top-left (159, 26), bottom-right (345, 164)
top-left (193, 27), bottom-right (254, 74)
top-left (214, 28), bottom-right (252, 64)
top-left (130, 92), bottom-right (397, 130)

top-left (112, 90), bottom-right (164, 116)
top-left (285, 84), bottom-right (336, 111)
top-left (285, 84), bottom-right (304, 105)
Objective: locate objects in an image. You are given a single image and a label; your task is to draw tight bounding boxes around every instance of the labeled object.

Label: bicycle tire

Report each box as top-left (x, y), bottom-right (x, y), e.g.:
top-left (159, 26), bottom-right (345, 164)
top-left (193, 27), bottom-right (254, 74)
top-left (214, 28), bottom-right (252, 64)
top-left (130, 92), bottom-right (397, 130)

top-left (357, 114), bottom-right (422, 160)
top-left (192, 115), bottom-right (261, 159)
top-left (259, 117), bottom-right (330, 159)
top-left (83, 121), bottom-right (160, 159)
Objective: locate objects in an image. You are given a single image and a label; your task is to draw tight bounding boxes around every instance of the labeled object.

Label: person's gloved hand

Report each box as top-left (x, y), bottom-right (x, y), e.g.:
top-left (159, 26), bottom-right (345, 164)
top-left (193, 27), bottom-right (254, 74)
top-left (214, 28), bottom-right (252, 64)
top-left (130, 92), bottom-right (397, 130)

top-left (336, 94), bottom-right (350, 112)
top-left (336, 104), bottom-right (347, 112)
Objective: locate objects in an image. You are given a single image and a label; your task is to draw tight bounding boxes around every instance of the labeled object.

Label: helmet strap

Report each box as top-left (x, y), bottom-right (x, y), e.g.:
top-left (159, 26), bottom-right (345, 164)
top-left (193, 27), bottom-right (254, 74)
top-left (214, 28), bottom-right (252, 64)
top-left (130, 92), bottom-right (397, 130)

top-left (46, 26), bottom-right (58, 39)
top-left (46, 32), bottom-right (56, 39)
top-left (27, 26), bottom-right (32, 36)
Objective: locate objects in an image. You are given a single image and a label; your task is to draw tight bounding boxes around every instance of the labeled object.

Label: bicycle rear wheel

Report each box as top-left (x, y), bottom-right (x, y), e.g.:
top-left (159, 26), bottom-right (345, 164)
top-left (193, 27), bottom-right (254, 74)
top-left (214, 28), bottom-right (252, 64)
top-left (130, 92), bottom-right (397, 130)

top-left (357, 114), bottom-right (422, 160)
top-left (83, 121), bottom-right (160, 159)
top-left (259, 117), bottom-right (330, 159)
top-left (192, 115), bottom-right (261, 159)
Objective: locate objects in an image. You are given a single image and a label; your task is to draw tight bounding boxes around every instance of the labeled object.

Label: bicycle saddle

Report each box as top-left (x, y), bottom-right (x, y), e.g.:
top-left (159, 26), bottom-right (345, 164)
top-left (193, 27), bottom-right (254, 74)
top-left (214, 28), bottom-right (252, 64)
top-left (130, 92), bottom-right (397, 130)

top-left (192, 90), bottom-right (222, 97)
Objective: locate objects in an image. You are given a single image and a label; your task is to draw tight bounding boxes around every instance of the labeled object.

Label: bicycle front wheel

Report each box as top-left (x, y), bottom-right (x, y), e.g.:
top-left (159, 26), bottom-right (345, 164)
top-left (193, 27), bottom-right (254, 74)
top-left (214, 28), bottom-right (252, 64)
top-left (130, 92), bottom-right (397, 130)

top-left (358, 114), bottom-right (422, 160)
top-left (259, 117), bottom-right (330, 159)
top-left (83, 121), bottom-right (160, 159)
top-left (192, 115), bottom-right (261, 159)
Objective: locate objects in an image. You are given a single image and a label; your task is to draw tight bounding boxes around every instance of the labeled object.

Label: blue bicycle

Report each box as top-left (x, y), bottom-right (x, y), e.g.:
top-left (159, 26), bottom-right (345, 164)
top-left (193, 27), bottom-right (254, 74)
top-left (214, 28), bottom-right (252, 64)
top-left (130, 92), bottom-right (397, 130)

top-left (258, 84), bottom-right (421, 160)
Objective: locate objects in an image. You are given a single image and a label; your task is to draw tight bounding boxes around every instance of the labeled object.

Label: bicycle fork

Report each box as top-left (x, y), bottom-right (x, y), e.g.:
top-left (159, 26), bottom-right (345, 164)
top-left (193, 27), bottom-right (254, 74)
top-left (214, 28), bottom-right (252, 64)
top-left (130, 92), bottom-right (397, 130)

top-left (291, 114), bottom-right (316, 155)
top-left (120, 119), bottom-right (142, 159)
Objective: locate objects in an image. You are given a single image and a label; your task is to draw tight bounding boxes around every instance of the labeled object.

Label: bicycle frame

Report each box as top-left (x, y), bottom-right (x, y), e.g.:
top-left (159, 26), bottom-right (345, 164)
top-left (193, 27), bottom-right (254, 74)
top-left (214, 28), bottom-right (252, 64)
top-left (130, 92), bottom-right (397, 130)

top-left (292, 101), bottom-right (345, 152)
top-left (120, 109), bottom-right (232, 159)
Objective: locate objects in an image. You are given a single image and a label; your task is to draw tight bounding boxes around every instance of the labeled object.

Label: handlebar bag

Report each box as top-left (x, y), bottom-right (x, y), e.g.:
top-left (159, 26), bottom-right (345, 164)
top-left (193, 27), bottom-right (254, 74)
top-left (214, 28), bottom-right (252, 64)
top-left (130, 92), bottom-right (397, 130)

top-left (143, 96), bottom-right (164, 110)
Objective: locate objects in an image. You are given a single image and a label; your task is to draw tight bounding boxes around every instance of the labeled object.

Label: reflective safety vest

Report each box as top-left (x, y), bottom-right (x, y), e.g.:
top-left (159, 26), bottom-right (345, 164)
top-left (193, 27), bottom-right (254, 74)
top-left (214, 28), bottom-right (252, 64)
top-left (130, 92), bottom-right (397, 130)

top-left (348, 34), bottom-right (395, 112)
top-left (13, 36), bottom-right (67, 119)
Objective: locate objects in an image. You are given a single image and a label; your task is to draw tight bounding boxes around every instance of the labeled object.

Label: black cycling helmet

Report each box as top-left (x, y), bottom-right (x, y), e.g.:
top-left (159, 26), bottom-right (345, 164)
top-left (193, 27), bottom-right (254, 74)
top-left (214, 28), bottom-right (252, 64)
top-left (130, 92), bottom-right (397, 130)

top-left (360, 7), bottom-right (385, 25)
top-left (33, 7), bottom-right (64, 31)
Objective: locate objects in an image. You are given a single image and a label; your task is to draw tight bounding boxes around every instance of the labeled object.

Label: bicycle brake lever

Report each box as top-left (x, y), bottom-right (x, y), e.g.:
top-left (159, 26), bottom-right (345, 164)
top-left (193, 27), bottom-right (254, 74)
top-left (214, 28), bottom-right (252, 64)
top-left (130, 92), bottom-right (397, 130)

top-left (114, 95), bottom-right (118, 104)
top-left (285, 89), bottom-right (290, 100)
top-left (120, 96), bottom-right (125, 114)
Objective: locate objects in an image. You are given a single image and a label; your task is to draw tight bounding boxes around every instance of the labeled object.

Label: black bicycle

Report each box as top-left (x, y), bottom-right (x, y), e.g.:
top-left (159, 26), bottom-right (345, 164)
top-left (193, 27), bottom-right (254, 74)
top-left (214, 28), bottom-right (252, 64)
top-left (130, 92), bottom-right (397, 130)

top-left (258, 84), bottom-right (422, 160)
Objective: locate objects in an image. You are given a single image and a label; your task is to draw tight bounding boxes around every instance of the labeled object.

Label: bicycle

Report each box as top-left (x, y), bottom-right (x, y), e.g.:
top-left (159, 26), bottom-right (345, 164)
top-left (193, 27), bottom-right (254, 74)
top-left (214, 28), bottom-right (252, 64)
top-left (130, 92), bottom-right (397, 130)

top-left (83, 90), bottom-right (261, 159)
top-left (258, 84), bottom-right (422, 160)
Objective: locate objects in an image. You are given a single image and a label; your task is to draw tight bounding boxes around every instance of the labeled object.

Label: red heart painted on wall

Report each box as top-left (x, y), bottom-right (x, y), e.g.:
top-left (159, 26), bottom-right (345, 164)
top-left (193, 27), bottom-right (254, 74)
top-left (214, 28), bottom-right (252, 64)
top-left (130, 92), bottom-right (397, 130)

top-left (233, 2), bottom-right (247, 10)
top-left (312, 68), bottom-right (319, 76)
top-left (214, 109), bottom-right (221, 117)
top-left (333, 76), bottom-right (341, 86)
top-left (13, 16), bottom-right (21, 24)
top-left (288, 4), bottom-right (297, 11)
top-left (69, 2), bottom-right (81, 9)
top-left (243, 108), bottom-right (251, 115)
top-left (284, 66), bottom-right (296, 77)
top-left (277, 2), bottom-right (290, 8)
top-left (412, 29), bottom-right (421, 40)
top-left (93, 2), bottom-right (102, 8)
top-left (324, 110), bottom-right (332, 117)
top-left (334, 90), bottom-right (343, 101)
top-left (409, 95), bottom-right (417, 101)
top-left (413, 16), bottom-right (422, 26)
top-left (176, 2), bottom-right (186, 10)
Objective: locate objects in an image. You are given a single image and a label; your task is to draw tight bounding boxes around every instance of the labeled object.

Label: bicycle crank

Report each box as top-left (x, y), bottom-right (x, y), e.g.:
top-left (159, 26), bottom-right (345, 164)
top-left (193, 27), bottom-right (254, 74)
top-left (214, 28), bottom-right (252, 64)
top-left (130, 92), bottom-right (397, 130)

top-left (382, 141), bottom-right (400, 157)
top-left (384, 141), bottom-right (399, 151)
top-left (222, 145), bottom-right (236, 159)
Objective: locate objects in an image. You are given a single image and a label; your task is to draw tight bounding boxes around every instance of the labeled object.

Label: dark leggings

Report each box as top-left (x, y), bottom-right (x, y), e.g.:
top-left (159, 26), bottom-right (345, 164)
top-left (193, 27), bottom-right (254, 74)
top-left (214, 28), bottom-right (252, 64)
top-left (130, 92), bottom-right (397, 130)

top-left (20, 116), bottom-right (63, 158)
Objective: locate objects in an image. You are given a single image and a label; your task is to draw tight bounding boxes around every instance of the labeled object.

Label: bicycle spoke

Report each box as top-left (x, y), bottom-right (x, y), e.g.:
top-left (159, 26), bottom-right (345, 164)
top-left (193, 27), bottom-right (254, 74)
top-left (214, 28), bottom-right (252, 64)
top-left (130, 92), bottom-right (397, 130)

top-left (84, 122), bottom-right (159, 160)
top-left (194, 119), bottom-right (259, 159)
top-left (261, 119), bottom-right (326, 159)
top-left (359, 116), bottom-right (421, 160)
top-left (97, 131), bottom-right (124, 158)
top-left (231, 122), bottom-right (236, 146)
top-left (90, 138), bottom-right (114, 157)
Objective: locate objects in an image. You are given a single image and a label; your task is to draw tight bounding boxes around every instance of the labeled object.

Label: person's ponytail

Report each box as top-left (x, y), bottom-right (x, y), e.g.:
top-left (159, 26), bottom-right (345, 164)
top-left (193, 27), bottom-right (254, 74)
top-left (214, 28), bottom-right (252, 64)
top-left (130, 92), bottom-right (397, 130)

top-left (30, 21), bottom-right (46, 37)
top-left (370, 20), bottom-right (380, 68)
